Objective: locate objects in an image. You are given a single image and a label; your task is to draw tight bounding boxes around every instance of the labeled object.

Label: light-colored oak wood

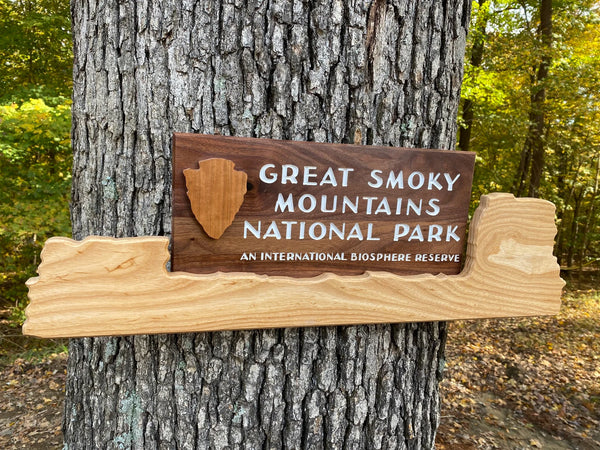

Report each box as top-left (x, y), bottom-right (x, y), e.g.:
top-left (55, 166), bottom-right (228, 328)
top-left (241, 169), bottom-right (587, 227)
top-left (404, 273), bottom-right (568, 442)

top-left (23, 193), bottom-right (564, 338)
top-left (183, 158), bottom-right (247, 239)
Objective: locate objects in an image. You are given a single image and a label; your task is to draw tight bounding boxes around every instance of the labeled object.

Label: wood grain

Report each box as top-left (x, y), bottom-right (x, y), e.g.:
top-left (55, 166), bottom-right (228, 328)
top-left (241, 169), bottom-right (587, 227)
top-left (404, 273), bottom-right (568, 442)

top-left (183, 158), bottom-right (247, 239)
top-left (173, 133), bottom-right (476, 276)
top-left (23, 193), bottom-right (564, 338)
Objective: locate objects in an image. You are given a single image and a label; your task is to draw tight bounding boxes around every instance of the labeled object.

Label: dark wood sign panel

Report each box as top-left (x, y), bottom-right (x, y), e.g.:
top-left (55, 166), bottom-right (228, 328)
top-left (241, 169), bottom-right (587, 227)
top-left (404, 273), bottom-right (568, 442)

top-left (173, 134), bottom-right (475, 277)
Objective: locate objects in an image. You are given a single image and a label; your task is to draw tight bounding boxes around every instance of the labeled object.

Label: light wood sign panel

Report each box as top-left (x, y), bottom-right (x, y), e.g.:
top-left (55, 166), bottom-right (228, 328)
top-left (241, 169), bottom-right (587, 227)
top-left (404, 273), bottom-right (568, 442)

top-left (23, 136), bottom-right (565, 338)
top-left (173, 134), bottom-right (476, 276)
top-left (23, 194), bottom-right (564, 338)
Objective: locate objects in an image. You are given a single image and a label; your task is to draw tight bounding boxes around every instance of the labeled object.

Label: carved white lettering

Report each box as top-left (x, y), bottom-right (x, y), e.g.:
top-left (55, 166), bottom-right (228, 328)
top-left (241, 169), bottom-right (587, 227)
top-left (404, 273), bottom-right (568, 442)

top-left (444, 173), bottom-right (461, 191)
top-left (368, 169), bottom-right (383, 188)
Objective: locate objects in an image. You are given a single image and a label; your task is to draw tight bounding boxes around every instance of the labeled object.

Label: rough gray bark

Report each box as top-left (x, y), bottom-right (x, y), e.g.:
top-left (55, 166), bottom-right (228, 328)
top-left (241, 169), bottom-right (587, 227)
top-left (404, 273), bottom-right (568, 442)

top-left (66, 0), bottom-right (470, 448)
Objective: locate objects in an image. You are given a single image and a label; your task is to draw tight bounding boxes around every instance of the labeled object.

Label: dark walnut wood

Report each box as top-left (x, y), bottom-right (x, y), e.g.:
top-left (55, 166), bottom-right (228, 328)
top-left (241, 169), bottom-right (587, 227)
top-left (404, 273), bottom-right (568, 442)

top-left (173, 134), bottom-right (475, 276)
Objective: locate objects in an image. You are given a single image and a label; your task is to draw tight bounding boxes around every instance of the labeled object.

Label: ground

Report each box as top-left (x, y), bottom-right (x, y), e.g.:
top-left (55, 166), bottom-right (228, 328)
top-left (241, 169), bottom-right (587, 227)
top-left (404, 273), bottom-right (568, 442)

top-left (1, 290), bottom-right (599, 449)
top-left (0, 353), bottom-right (65, 449)
top-left (437, 290), bottom-right (600, 449)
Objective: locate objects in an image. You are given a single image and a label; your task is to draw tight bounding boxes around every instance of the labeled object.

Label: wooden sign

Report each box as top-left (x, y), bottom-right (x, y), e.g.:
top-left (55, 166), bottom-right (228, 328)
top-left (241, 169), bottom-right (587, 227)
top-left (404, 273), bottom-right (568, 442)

top-left (183, 159), bottom-right (248, 239)
top-left (23, 194), bottom-right (564, 338)
top-left (173, 134), bottom-right (476, 276)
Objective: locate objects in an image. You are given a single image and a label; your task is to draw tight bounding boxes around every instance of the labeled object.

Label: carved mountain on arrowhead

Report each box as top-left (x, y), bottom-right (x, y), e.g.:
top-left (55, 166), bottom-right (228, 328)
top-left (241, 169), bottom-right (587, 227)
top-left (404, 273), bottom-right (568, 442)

top-left (183, 158), bottom-right (247, 239)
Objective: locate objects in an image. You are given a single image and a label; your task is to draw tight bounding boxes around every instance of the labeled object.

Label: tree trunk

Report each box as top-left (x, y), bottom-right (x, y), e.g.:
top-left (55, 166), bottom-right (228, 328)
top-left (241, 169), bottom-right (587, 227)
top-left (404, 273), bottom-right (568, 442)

top-left (566, 189), bottom-right (583, 269)
top-left (577, 154), bottom-right (600, 284)
top-left (513, 0), bottom-right (552, 198)
top-left (458, 0), bottom-right (487, 153)
top-left (65, 0), bottom-right (470, 448)
top-left (527, 0), bottom-right (552, 198)
top-left (554, 144), bottom-right (568, 266)
top-left (555, 154), bottom-right (583, 266)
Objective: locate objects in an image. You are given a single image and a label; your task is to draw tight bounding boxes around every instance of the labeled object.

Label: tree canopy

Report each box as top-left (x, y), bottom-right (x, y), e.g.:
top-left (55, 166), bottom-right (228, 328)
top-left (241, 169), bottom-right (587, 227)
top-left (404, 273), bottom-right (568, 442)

top-left (0, 0), bottom-right (72, 100)
top-left (461, 0), bottom-right (600, 273)
top-left (0, 0), bottom-right (72, 322)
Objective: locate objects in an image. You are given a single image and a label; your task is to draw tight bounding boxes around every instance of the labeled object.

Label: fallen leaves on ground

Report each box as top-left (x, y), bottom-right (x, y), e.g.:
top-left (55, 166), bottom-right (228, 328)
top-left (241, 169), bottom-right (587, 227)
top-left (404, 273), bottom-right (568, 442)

top-left (437, 289), bottom-right (600, 449)
top-left (0, 353), bottom-right (67, 449)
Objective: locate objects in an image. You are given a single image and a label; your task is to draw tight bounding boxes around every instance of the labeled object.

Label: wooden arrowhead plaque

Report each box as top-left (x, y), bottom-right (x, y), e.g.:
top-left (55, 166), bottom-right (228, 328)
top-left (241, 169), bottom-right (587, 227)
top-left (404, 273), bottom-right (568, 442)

top-left (23, 194), bottom-right (564, 338)
top-left (183, 158), bottom-right (247, 239)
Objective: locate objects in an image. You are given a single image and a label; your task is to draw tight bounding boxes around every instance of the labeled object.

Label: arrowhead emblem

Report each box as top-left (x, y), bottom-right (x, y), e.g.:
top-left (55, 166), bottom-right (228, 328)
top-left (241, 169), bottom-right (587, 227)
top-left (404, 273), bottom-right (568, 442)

top-left (183, 158), bottom-right (248, 239)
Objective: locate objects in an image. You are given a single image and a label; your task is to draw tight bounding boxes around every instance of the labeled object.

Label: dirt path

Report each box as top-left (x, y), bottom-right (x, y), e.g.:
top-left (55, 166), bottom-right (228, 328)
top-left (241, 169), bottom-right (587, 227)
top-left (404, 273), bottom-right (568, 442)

top-left (436, 292), bottom-right (600, 449)
top-left (437, 390), bottom-right (583, 449)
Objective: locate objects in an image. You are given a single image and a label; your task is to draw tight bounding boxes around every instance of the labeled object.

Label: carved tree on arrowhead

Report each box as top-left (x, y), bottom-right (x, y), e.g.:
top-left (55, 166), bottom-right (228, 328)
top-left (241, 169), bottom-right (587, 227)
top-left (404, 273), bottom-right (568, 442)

top-left (66, 0), bottom-right (470, 448)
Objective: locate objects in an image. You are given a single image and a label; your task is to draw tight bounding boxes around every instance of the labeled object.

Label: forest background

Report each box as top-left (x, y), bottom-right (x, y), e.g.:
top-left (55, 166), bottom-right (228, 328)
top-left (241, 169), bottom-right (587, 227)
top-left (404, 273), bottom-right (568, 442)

top-left (0, 1), bottom-right (599, 336)
top-left (0, 1), bottom-right (599, 448)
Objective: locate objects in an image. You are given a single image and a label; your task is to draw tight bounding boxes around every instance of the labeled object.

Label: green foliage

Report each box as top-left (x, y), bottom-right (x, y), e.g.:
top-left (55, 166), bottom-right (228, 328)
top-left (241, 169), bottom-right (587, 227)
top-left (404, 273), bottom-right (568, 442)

top-left (0, 0), bottom-right (72, 100)
top-left (463, 0), bottom-right (600, 271)
top-left (0, 1), bottom-right (73, 326)
top-left (0, 96), bottom-right (72, 325)
top-left (0, 337), bottom-right (67, 366)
